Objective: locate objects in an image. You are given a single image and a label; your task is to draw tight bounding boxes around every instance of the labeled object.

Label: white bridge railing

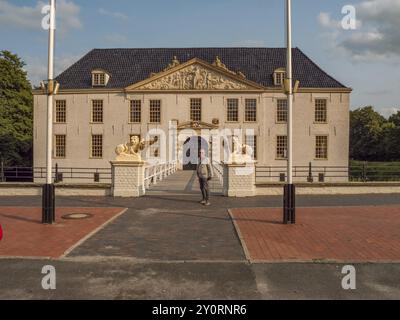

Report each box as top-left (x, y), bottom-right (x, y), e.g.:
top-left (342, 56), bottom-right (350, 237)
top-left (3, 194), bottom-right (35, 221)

top-left (212, 161), bottom-right (224, 185)
top-left (144, 161), bottom-right (178, 189)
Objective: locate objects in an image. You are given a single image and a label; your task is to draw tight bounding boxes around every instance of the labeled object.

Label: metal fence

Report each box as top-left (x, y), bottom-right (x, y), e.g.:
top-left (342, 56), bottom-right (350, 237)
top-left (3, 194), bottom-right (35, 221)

top-left (212, 161), bottom-right (224, 185)
top-left (2, 162), bottom-right (400, 184)
top-left (144, 161), bottom-right (177, 189)
top-left (349, 163), bottom-right (400, 182)
top-left (256, 162), bottom-right (400, 183)
top-left (1, 165), bottom-right (112, 183)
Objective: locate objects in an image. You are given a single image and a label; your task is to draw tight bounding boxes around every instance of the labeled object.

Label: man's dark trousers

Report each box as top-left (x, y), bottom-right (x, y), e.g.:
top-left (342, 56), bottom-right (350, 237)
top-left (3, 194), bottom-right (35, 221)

top-left (199, 178), bottom-right (210, 202)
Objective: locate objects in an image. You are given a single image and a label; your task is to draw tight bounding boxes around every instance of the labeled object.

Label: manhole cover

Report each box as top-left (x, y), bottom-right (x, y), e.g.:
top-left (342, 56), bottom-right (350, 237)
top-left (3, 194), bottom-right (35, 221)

top-left (62, 213), bottom-right (93, 220)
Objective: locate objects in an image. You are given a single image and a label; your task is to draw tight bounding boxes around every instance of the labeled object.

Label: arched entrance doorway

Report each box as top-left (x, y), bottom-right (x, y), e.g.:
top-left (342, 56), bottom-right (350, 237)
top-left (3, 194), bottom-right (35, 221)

top-left (182, 136), bottom-right (209, 171)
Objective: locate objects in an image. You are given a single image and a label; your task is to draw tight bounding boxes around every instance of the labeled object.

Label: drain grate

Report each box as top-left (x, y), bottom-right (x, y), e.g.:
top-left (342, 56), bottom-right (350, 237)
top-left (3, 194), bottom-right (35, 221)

top-left (61, 213), bottom-right (93, 220)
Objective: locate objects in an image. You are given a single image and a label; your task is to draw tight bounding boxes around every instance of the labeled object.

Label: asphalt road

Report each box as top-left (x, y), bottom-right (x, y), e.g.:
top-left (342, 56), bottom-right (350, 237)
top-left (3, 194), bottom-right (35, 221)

top-left (1, 192), bottom-right (400, 299)
top-left (0, 258), bottom-right (399, 300)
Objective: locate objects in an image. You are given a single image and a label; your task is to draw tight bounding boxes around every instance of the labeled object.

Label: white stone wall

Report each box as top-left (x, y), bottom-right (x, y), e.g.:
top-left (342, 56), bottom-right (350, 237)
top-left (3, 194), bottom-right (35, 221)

top-left (111, 162), bottom-right (145, 197)
top-left (33, 90), bottom-right (350, 183)
top-left (223, 163), bottom-right (256, 197)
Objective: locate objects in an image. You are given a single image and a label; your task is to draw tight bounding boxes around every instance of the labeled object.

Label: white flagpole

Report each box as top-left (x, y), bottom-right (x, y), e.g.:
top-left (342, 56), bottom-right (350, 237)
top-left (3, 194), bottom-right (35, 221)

top-left (46, 0), bottom-right (55, 185)
top-left (286, 0), bottom-right (293, 186)
top-left (283, 0), bottom-right (296, 224)
top-left (43, 0), bottom-right (56, 224)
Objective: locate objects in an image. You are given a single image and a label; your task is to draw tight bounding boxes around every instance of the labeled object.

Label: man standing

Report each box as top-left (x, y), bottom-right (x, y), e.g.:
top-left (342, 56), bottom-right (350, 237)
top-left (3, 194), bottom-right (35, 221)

top-left (197, 149), bottom-right (213, 206)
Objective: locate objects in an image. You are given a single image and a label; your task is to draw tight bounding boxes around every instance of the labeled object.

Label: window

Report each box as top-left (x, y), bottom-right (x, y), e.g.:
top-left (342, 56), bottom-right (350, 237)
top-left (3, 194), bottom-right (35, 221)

top-left (55, 100), bottom-right (66, 123)
top-left (274, 70), bottom-right (286, 86)
top-left (276, 135), bottom-right (287, 159)
top-left (92, 100), bottom-right (103, 123)
top-left (149, 135), bottom-right (160, 158)
top-left (55, 135), bottom-right (66, 158)
top-left (227, 99), bottom-right (239, 122)
top-left (245, 135), bottom-right (257, 160)
top-left (92, 73), bottom-right (106, 86)
top-left (316, 136), bottom-right (328, 159)
top-left (150, 100), bottom-right (161, 123)
top-left (276, 99), bottom-right (288, 123)
top-left (190, 98), bottom-right (202, 122)
top-left (91, 135), bottom-right (103, 158)
top-left (130, 100), bottom-right (142, 123)
top-left (231, 136), bottom-right (240, 152)
top-left (315, 99), bottom-right (327, 123)
top-left (245, 99), bottom-right (257, 122)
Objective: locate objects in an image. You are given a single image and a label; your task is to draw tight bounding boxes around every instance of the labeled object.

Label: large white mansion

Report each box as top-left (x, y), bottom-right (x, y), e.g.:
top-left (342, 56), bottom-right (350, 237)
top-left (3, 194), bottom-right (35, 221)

top-left (33, 48), bottom-right (351, 183)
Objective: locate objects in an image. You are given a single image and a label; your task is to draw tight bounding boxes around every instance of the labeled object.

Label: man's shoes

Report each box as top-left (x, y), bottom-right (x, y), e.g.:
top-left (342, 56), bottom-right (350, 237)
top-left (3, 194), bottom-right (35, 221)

top-left (204, 202), bottom-right (211, 206)
top-left (200, 200), bottom-right (206, 205)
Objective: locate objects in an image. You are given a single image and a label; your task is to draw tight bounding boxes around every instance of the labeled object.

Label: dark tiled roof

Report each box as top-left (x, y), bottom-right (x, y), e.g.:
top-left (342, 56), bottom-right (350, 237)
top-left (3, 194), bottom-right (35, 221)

top-left (55, 48), bottom-right (348, 89)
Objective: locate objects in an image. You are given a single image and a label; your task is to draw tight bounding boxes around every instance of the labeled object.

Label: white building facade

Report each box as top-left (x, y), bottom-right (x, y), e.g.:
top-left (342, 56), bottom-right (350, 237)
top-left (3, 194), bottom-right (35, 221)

top-left (33, 48), bottom-right (351, 183)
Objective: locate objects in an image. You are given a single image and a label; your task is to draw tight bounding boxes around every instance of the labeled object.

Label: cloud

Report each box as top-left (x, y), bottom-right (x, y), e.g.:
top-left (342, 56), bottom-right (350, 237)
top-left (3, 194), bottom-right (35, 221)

top-left (25, 53), bottom-right (82, 86)
top-left (318, 0), bottom-right (400, 60)
top-left (0, 0), bottom-right (82, 34)
top-left (98, 8), bottom-right (128, 21)
top-left (380, 107), bottom-right (400, 119)
top-left (317, 12), bottom-right (342, 29)
top-left (104, 34), bottom-right (129, 45)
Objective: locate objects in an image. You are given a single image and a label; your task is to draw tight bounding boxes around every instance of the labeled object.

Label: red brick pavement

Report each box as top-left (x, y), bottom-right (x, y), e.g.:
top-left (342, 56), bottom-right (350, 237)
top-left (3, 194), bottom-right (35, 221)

top-left (230, 206), bottom-right (400, 262)
top-left (0, 207), bottom-right (126, 258)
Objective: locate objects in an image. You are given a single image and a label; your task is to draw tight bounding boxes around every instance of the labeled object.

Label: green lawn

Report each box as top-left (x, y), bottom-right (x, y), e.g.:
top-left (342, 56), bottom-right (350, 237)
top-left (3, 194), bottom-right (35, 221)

top-left (350, 160), bottom-right (400, 167)
top-left (350, 161), bottom-right (400, 181)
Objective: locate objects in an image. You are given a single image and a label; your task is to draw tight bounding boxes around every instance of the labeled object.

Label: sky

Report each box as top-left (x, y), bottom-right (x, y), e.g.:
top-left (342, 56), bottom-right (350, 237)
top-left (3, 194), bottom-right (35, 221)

top-left (1, 0), bottom-right (399, 117)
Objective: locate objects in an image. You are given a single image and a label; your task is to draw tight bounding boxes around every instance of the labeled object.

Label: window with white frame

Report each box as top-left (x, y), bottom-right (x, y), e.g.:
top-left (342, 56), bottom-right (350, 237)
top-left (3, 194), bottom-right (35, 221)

top-left (276, 135), bottom-right (287, 159)
top-left (227, 99), bottom-right (239, 122)
top-left (55, 100), bottom-right (66, 123)
top-left (150, 100), bottom-right (161, 123)
top-left (130, 100), bottom-right (142, 123)
top-left (315, 135), bottom-right (328, 159)
top-left (276, 99), bottom-right (288, 123)
top-left (91, 100), bottom-right (103, 123)
top-left (274, 70), bottom-right (286, 86)
top-left (245, 99), bottom-right (257, 122)
top-left (245, 135), bottom-right (257, 159)
top-left (190, 98), bottom-right (202, 122)
top-left (315, 99), bottom-right (328, 123)
top-left (91, 134), bottom-right (103, 158)
top-left (92, 71), bottom-right (109, 87)
top-left (149, 134), bottom-right (160, 158)
top-left (55, 135), bottom-right (66, 158)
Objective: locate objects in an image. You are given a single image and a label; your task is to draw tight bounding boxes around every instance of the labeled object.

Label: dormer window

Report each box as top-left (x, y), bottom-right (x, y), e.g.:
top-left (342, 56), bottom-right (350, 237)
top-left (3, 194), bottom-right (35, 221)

top-left (274, 68), bottom-right (286, 86)
top-left (92, 69), bottom-right (110, 87)
top-left (93, 73), bottom-right (105, 86)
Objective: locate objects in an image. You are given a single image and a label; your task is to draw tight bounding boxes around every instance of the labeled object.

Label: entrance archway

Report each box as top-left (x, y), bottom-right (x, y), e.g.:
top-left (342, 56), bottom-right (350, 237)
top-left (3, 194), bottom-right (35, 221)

top-left (182, 136), bottom-right (209, 171)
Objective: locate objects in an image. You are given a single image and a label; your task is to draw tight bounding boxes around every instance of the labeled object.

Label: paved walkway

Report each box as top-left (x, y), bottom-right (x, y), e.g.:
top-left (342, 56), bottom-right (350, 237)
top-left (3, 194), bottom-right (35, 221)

top-left (1, 193), bottom-right (400, 299)
top-left (68, 181), bottom-right (243, 261)
top-left (147, 170), bottom-right (223, 196)
top-left (230, 206), bottom-right (400, 263)
top-left (0, 207), bottom-right (126, 258)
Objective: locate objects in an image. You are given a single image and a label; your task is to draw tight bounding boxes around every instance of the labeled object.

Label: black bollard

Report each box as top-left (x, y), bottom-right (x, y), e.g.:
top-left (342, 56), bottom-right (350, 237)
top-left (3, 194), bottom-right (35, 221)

top-left (42, 184), bottom-right (55, 224)
top-left (283, 184), bottom-right (296, 224)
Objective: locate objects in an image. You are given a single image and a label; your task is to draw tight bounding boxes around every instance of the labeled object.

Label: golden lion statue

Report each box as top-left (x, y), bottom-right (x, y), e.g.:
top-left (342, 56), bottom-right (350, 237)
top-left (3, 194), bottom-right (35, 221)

top-left (115, 135), bottom-right (158, 162)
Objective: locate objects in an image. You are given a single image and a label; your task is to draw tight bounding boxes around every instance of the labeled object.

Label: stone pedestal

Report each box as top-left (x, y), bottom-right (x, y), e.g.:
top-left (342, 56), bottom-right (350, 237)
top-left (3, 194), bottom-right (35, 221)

top-left (110, 161), bottom-right (146, 197)
top-left (222, 162), bottom-right (256, 197)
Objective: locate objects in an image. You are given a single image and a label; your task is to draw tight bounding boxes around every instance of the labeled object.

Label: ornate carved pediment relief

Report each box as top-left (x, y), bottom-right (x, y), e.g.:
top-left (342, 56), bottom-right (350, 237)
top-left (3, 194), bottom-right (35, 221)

top-left (125, 59), bottom-right (264, 91)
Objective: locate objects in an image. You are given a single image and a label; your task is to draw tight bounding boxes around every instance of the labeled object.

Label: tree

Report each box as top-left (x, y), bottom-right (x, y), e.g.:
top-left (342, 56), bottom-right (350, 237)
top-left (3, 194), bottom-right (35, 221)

top-left (0, 51), bottom-right (33, 167)
top-left (386, 110), bottom-right (400, 160)
top-left (350, 106), bottom-right (387, 161)
top-left (350, 106), bottom-right (400, 161)
top-left (389, 111), bottom-right (400, 127)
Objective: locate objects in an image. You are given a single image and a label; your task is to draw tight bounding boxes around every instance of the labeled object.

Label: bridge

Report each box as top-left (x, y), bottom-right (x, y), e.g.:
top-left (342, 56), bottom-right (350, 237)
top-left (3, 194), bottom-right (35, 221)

top-left (146, 170), bottom-right (223, 197)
